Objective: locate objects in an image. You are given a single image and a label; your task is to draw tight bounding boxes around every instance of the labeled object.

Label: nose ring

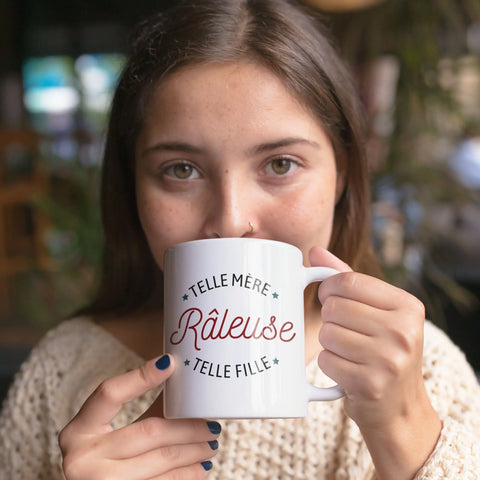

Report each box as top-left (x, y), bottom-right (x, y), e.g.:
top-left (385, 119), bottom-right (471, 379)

top-left (248, 221), bottom-right (254, 234)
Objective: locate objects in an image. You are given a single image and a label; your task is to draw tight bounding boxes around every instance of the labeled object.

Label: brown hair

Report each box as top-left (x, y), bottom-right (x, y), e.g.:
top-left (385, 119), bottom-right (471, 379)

top-left (82, 0), bottom-right (380, 316)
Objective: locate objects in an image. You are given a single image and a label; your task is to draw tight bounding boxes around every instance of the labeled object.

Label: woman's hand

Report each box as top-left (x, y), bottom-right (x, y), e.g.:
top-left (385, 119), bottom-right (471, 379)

top-left (310, 247), bottom-right (441, 480)
top-left (59, 354), bottom-right (221, 480)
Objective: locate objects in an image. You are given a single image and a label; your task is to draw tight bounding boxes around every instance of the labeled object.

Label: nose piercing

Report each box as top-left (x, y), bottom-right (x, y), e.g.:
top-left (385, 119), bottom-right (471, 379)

top-left (248, 221), bottom-right (254, 233)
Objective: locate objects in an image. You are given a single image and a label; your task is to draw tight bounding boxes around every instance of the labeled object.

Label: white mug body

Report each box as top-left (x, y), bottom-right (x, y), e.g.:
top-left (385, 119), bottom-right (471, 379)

top-left (163, 238), bottom-right (342, 419)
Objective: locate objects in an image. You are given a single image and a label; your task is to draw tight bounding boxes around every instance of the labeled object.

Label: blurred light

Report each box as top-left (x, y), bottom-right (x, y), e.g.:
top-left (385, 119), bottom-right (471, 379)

top-left (75, 53), bottom-right (125, 113)
top-left (449, 138), bottom-right (480, 190)
top-left (24, 86), bottom-right (80, 114)
top-left (22, 56), bottom-right (78, 115)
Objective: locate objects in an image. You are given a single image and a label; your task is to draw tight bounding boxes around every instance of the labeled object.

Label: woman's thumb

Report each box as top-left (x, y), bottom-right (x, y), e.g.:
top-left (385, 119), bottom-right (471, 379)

top-left (308, 246), bottom-right (353, 273)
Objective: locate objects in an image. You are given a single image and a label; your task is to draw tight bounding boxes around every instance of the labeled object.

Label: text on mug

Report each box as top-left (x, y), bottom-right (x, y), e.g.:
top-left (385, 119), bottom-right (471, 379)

top-left (187, 272), bottom-right (271, 298)
top-left (169, 307), bottom-right (296, 351)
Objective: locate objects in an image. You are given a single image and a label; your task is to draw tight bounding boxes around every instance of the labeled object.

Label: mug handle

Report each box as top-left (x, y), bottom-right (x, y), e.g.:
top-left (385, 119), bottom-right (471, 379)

top-left (303, 266), bottom-right (345, 401)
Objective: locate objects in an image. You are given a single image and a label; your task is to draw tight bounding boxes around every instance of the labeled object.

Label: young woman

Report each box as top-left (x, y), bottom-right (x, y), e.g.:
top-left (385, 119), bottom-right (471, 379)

top-left (1, 1), bottom-right (479, 479)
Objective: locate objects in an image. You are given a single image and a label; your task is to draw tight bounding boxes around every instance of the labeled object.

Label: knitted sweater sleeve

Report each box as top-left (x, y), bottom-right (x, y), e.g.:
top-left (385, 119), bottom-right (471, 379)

top-left (0, 318), bottom-right (147, 480)
top-left (0, 334), bottom-right (67, 480)
top-left (414, 322), bottom-right (480, 479)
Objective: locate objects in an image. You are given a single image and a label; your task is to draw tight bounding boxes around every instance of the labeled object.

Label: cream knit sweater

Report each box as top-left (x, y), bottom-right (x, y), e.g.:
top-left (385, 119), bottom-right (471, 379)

top-left (1, 317), bottom-right (479, 479)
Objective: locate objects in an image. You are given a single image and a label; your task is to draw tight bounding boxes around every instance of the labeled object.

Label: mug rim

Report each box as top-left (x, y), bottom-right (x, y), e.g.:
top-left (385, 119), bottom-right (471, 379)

top-left (165, 237), bottom-right (302, 255)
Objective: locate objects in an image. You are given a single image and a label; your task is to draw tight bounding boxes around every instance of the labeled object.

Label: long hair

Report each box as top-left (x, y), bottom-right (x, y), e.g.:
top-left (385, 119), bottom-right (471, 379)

top-left (81, 0), bottom-right (380, 317)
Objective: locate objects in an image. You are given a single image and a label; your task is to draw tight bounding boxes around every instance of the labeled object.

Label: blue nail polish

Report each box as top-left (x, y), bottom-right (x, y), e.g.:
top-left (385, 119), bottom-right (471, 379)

top-left (206, 421), bottom-right (221, 434)
top-left (201, 461), bottom-right (213, 471)
top-left (208, 440), bottom-right (219, 450)
top-left (155, 355), bottom-right (170, 370)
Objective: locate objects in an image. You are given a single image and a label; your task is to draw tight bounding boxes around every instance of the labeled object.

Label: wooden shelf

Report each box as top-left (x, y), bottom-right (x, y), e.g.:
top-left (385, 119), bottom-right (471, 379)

top-left (0, 128), bottom-right (50, 317)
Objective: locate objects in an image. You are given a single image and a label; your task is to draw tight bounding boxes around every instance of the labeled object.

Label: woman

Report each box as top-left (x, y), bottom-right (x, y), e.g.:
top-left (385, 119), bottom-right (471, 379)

top-left (1, 1), bottom-right (479, 479)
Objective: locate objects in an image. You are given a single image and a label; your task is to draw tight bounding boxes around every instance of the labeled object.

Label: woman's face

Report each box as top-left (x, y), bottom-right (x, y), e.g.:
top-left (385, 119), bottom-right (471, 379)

top-left (135, 61), bottom-right (342, 270)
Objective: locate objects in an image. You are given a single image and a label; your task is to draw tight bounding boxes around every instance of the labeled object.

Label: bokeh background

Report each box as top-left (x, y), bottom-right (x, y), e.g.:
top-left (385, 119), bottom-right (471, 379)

top-left (1, 0), bottom-right (479, 401)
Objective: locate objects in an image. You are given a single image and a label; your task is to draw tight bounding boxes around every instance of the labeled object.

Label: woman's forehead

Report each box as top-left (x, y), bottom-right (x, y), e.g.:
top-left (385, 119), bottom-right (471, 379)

top-left (138, 61), bottom-right (334, 153)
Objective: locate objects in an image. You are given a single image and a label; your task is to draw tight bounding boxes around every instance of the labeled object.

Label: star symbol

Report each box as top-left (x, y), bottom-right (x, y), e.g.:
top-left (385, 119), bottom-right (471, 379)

top-left (182, 294), bottom-right (189, 301)
top-left (273, 358), bottom-right (279, 365)
top-left (184, 359), bottom-right (190, 366)
top-left (272, 292), bottom-right (279, 299)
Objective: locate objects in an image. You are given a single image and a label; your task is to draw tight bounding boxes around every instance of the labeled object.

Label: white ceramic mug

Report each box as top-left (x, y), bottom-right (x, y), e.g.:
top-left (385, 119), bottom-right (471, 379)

top-left (163, 238), bottom-right (344, 419)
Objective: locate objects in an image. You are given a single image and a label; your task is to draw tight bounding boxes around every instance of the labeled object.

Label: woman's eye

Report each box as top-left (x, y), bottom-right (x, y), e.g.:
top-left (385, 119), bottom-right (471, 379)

top-left (266, 157), bottom-right (297, 175)
top-left (163, 163), bottom-right (200, 179)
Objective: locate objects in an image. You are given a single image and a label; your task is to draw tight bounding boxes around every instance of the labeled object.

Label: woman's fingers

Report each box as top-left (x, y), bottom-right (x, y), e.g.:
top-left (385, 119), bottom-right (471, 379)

top-left (310, 246), bottom-right (423, 313)
top-left (318, 270), bottom-right (424, 313)
top-left (59, 354), bottom-right (224, 480)
top-left (308, 246), bottom-right (352, 273)
top-left (317, 348), bottom-right (359, 391)
top-left (105, 419), bottom-right (221, 459)
top-left (63, 444), bottom-right (216, 480)
top-left (320, 294), bottom-right (383, 336)
top-left (319, 321), bottom-right (371, 363)
top-left (63, 355), bottom-right (174, 438)
top-left (147, 461), bottom-right (214, 480)
top-left (111, 439), bottom-right (219, 479)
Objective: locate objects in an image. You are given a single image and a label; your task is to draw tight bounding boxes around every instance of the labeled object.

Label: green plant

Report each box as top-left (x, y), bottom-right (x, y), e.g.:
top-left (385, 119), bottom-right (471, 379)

top-left (14, 158), bottom-right (102, 328)
top-left (329, 0), bottom-right (480, 325)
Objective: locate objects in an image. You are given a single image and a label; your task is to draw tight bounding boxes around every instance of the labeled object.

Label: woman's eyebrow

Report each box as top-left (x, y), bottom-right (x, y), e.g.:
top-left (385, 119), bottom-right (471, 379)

top-left (142, 137), bottom-right (321, 157)
top-left (142, 141), bottom-right (204, 156)
top-left (248, 137), bottom-right (321, 155)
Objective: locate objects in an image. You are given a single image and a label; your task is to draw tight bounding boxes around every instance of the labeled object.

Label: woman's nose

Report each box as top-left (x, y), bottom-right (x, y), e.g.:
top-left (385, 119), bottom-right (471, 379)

top-left (203, 178), bottom-right (255, 238)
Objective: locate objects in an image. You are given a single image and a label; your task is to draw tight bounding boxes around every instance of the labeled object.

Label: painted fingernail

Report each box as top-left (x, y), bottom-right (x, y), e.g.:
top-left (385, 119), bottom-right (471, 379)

top-left (206, 421), bottom-right (221, 434)
top-left (208, 440), bottom-right (219, 450)
top-left (155, 355), bottom-right (170, 370)
top-left (201, 461), bottom-right (213, 471)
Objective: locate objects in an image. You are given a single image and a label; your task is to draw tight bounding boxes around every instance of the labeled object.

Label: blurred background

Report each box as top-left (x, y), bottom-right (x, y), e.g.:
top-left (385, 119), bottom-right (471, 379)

top-left (1, 0), bottom-right (479, 401)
